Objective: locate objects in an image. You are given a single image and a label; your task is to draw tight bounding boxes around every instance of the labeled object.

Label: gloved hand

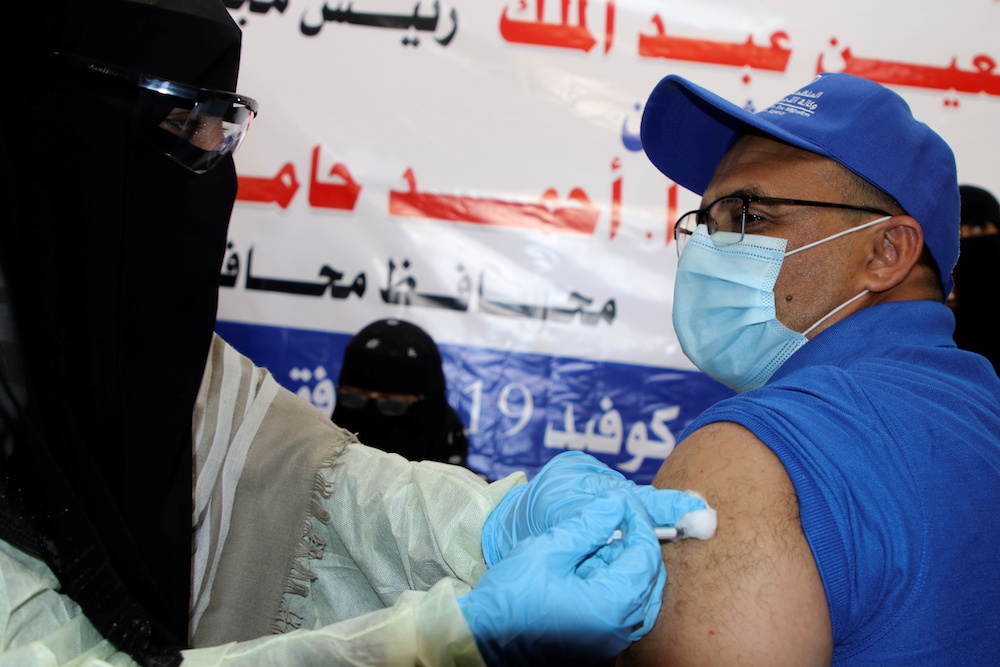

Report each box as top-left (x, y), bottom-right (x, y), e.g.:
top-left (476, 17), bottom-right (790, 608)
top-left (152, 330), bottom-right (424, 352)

top-left (458, 491), bottom-right (665, 666)
top-left (482, 451), bottom-right (706, 566)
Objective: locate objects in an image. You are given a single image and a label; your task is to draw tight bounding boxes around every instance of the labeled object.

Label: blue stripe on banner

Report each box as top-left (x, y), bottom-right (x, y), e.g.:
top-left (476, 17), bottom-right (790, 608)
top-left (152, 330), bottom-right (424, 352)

top-left (215, 320), bottom-right (734, 484)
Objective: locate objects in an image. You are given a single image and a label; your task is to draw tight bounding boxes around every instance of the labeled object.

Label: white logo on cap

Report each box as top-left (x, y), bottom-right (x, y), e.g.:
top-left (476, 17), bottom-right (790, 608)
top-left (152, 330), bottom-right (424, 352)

top-left (763, 89), bottom-right (823, 118)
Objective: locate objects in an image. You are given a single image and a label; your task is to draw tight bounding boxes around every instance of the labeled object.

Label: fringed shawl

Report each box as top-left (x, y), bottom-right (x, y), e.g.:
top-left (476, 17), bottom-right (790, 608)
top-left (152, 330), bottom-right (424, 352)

top-left (190, 334), bottom-right (353, 646)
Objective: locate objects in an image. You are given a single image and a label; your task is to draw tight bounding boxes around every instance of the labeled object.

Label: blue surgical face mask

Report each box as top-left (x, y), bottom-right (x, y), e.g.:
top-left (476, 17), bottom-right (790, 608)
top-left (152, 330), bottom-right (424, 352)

top-left (672, 216), bottom-right (890, 392)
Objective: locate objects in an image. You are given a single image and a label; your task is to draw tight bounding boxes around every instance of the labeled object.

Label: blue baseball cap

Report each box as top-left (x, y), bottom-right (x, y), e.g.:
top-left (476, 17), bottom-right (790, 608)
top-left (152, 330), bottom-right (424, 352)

top-left (640, 73), bottom-right (960, 296)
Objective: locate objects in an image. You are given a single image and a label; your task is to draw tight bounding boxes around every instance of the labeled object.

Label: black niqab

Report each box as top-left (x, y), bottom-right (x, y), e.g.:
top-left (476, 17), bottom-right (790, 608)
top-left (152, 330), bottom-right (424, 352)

top-left (333, 319), bottom-right (469, 465)
top-left (0, 0), bottom-right (242, 663)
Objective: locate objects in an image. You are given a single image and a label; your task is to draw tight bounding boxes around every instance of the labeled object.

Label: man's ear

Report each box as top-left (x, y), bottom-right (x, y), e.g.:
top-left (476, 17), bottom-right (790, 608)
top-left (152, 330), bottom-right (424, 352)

top-left (864, 216), bottom-right (923, 293)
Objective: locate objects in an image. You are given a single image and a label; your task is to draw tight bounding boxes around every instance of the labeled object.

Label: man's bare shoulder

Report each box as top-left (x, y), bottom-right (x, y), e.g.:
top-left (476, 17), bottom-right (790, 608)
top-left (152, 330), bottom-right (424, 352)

top-left (618, 421), bottom-right (833, 667)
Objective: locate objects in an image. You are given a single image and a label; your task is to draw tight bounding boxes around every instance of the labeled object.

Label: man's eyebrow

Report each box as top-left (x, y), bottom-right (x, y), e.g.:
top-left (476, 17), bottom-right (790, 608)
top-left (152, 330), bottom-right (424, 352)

top-left (702, 186), bottom-right (770, 205)
top-left (730, 186), bottom-right (771, 198)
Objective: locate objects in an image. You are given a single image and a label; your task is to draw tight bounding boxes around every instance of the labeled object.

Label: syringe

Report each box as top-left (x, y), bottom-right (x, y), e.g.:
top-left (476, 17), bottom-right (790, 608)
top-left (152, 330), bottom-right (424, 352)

top-left (607, 526), bottom-right (684, 544)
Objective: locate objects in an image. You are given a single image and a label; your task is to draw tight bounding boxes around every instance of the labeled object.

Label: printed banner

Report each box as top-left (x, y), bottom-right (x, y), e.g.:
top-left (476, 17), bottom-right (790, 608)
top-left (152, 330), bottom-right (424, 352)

top-left (217, 0), bottom-right (1000, 482)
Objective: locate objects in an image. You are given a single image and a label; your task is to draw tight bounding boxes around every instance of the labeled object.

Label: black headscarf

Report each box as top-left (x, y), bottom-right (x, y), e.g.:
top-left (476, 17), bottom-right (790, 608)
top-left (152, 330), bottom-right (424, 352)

top-left (959, 185), bottom-right (1000, 231)
top-left (333, 319), bottom-right (468, 465)
top-left (953, 234), bottom-right (1000, 374)
top-left (0, 0), bottom-right (242, 663)
top-left (954, 185), bottom-right (1000, 374)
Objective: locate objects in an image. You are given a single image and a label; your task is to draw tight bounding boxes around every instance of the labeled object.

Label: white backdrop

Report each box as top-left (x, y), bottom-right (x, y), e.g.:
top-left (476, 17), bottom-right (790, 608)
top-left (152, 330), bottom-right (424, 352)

top-left (217, 0), bottom-right (1000, 481)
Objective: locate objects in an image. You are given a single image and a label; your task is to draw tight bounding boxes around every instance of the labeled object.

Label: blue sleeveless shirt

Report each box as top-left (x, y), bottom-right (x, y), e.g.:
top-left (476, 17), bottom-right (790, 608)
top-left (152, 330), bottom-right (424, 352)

top-left (683, 300), bottom-right (1000, 664)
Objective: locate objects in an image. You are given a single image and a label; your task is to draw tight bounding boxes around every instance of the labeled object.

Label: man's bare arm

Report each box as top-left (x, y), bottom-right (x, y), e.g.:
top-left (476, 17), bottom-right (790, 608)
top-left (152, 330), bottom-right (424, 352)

top-left (618, 421), bottom-right (833, 666)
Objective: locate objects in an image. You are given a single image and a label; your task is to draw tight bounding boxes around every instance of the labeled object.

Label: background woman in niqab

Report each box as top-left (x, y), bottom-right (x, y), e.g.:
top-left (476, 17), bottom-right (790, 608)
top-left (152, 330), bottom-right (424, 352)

top-left (333, 319), bottom-right (469, 467)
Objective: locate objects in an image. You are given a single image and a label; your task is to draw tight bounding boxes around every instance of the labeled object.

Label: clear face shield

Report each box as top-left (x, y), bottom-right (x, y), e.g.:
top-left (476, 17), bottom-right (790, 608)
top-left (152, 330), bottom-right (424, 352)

top-left (51, 52), bottom-right (258, 174)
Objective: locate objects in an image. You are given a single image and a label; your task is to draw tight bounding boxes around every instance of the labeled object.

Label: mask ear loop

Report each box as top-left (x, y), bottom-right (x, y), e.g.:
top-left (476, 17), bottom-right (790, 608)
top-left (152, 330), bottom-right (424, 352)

top-left (792, 215), bottom-right (892, 337)
top-left (802, 289), bottom-right (869, 336)
top-left (785, 215), bottom-right (893, 257)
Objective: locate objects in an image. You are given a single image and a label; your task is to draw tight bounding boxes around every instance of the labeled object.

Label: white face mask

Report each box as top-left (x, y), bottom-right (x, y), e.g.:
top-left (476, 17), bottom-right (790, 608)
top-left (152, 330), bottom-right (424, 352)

top-left (672, 216), bottom-right (890, 393)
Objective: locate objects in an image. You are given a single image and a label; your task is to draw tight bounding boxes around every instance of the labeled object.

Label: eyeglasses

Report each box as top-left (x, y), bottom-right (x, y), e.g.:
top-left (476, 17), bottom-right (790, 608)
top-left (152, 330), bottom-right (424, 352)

top-left (51, 52), bottom-right (259, 174)
top-left (336, 386), bottom-right (424, 417)
top-left (674, 194), bottom-right (892, 256)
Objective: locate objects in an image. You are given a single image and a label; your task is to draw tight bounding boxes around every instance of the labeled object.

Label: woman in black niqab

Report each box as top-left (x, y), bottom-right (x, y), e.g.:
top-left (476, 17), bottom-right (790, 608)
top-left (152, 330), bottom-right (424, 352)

top-left (0, 0), bottom-right (243, 663)
top-left (333, 319), bottom-right (470, 466)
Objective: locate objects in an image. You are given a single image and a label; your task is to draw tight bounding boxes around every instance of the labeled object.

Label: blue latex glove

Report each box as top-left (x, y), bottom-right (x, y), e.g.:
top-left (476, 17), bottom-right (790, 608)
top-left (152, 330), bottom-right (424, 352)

top-left (458, 491), bottom-right (665, 666)
top-left (482, 451), bottom-right (706, 566)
